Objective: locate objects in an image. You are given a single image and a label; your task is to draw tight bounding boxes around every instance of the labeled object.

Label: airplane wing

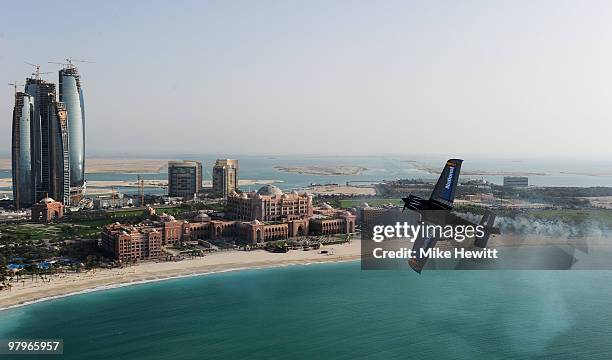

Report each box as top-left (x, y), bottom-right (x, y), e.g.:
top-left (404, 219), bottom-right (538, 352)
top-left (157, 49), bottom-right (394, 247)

top-left (446, 212), bottom-right (479, 227)
top-left (444, 212), bottom-right (500, 233)
top-left (408, 234), bottom-right (439, 274)
top-left (445, 212), bottom-right (500, 248)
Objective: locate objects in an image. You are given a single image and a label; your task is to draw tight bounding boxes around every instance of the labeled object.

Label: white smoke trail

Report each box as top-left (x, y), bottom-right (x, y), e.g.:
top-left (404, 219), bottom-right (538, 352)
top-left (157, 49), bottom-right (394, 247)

top-left (461, 212), bottom-right (612, 238)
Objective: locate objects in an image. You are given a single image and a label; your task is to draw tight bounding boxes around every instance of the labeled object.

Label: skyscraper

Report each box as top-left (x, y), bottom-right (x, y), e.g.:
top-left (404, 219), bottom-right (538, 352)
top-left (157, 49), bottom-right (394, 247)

top-left (48, 101), bottom-right (70, 205)
top-left (168, 161), bottom-right (202, 198)
top-left (59, 65), bottom-right (86, 205)
top-left (11, 92), bottom-right (35, 209)
top-left (212, 159), bottom-right (239, 198)
top-left (10, 61), bottom-right (88, 208)
top-left (24, 78), bottom-right (56, 203)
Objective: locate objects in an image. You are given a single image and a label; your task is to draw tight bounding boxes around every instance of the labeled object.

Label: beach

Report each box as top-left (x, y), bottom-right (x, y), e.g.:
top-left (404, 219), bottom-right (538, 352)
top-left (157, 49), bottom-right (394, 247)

top-left (3, 234), bottom-right (607, 311)
top-left (0, 240), bottom-right (362, 310)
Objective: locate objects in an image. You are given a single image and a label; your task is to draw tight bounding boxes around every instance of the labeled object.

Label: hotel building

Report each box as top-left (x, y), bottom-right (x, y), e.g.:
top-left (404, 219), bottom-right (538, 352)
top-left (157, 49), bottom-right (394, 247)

top-left (102, 186), bottom-right (356, 260)
top-left (168, 160), bottom-right (203, 197)
top-left (212, 159), bottom-right (238, 198)
top-left (226, 185), bottom-right (313, 222)
top-left (101, 223), bottom-right (162, 262)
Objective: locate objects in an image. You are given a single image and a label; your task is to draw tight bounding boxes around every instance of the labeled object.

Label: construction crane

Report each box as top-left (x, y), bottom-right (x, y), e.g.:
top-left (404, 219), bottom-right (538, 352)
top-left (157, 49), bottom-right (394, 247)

top-left (8, 82), bottom-right (22, 95)
top-left (110, 186), bottom-right (118, 208)
top-left (24, 62), bottom-right (51, 80)
top-left (48, 57), bottom-right (94, 69)
top-left (137, 176), bottom-right (145, 207)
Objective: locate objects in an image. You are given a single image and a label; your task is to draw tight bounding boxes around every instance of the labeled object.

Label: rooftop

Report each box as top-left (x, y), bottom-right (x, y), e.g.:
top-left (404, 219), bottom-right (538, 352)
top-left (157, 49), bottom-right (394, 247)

top-left (257, 184), bottom-right (284, 197)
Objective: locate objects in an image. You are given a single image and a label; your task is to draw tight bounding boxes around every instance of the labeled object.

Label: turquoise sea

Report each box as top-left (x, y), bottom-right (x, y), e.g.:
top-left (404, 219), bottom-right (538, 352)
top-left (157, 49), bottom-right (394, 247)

top-left (1, 262), bottom-right (612, 359)
top-left (109, 155), bottom-right (612, 188)
top-left (2, 156), bottom-right (612, 197)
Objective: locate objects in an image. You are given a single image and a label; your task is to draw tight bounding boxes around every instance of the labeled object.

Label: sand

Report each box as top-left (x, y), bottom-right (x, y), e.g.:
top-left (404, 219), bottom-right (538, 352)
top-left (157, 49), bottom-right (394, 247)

top-left (581, 196), bottom-right (612, 209)
top-left (0, 240), bottom-right (362, 310)
top-left (274, 165), bottom-right (367, 176)
top-left (85, 159), bottom-right (168, 173)
top-left (404, 160), bottom-right (547, 176)
top-left (304, 184), bottom-right (376, 196)
top-left (2, 234), bottom-right (612, 310)
top-left (0, 159), bottom-right (9, 171)
top-left (0, 178), bottom-right (10, 196)
top-left (0, 158), bottom-right (170, 173)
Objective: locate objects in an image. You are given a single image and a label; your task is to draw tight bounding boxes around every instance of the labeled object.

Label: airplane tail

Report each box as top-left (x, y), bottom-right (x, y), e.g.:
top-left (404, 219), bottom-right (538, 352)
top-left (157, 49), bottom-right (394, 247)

top-left (429, 159), bottom-right (463, 209)
top-left (474, 210), bottom-right (496, 248)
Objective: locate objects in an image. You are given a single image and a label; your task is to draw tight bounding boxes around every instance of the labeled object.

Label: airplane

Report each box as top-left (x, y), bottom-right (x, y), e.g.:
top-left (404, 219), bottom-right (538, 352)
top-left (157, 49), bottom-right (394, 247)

top-left (402, 159), bottom-right (500, 273)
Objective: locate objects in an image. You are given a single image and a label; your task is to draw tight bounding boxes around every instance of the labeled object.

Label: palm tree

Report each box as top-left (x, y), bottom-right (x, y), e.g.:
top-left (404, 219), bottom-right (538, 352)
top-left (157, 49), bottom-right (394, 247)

top-left (0, 272), bottom-right (6, 291)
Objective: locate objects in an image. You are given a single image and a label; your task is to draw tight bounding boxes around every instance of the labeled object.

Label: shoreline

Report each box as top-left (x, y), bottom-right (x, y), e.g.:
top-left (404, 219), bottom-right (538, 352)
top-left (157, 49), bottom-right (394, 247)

top-left (2, 235), bottom-right (610, 311)
top-left (0, 241), bottom-right (362, 311)
top-left (0, 259), bottom-right (360, 313)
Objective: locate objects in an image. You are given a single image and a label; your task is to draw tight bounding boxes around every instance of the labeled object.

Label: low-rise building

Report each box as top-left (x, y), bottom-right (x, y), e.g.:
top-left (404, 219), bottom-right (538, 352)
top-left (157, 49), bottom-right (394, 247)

top-left (101, 199), bottom-right (356, 259)
top-left (503, 176), bottom-right (528, 188)
top-left (31, 197), bottom-right (64, 222)
top-left (360, 206), bottom-right (406, 234)
top-left (101, 223), bottom-right (162, 262)
top-left (93, 193), bottom-right (132, 209)
top-left (309, 211), bottom-right (356, 235)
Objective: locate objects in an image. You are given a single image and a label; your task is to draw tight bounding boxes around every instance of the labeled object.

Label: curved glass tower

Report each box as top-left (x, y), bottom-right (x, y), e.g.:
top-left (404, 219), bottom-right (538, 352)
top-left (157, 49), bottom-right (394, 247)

top-left (59, 66), bottom-right (85, 202)
top-left (11, 92), bottom-right (35, 209)
top-left (24, 78), bottom-right (56, 202)
top-left (48, 102), bottom-right (70, 205)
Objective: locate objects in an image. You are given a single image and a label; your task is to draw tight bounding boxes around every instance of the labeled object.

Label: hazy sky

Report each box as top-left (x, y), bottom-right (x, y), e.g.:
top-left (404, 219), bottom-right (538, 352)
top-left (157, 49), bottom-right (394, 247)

top-left (1, 0), bottom-right (612, 158)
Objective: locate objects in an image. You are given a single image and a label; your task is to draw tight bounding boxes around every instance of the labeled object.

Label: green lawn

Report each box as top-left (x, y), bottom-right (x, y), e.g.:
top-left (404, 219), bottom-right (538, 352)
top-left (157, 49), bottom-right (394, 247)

top-left (0, 223), bottom-right (102, 241)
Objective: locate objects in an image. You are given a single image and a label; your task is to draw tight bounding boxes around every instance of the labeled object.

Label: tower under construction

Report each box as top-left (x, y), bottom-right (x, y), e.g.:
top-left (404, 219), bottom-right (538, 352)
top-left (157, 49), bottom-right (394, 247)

top-left (11, 92), bottom-right (35, 209)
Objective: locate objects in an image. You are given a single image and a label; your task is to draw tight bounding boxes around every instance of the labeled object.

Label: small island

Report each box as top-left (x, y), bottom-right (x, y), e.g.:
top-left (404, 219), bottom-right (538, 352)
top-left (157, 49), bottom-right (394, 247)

top-left (404, 160), bottom-right (547, 176)
top-left (274, 165), bottom-right (367, 176)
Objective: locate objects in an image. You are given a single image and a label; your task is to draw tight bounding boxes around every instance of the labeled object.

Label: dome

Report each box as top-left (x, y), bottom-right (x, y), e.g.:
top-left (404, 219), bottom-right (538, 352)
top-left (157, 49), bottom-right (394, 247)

top-left (360, 202), bottom-right (370, 208)
top-left (257, 184), bottom-right (283, 196)
top-left (240, 193), bottom-right (248, 199)
top-left (250, 219), bottom-right (262, 225)
top-left (40, 197), bottom-right (55, 204)
top-left (159, 213), bottom-right (176, 221)
top-left (321, 203), bottom-right (333, 210)
top-left (194, 212), bottom-right (210, 221)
